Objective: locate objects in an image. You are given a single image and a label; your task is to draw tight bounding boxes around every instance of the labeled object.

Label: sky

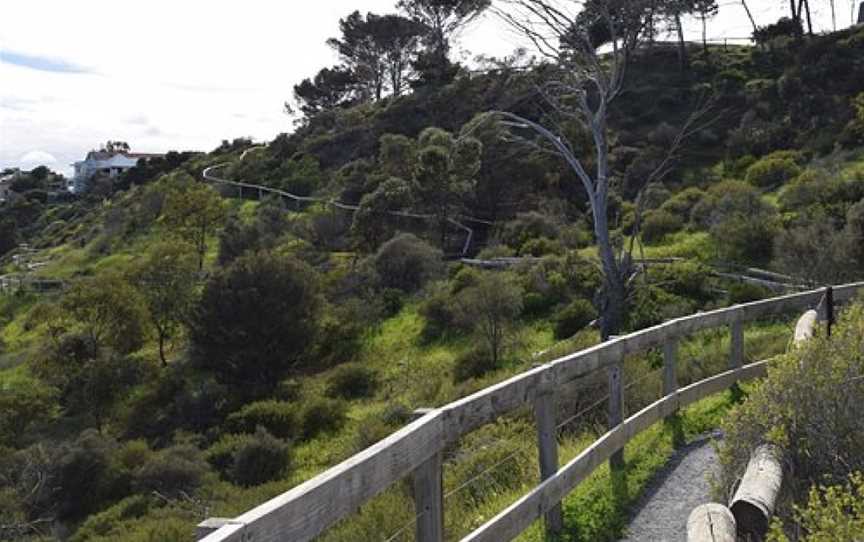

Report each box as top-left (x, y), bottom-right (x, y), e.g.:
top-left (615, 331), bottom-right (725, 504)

top-left (0, 1), bottom-right (856, 178)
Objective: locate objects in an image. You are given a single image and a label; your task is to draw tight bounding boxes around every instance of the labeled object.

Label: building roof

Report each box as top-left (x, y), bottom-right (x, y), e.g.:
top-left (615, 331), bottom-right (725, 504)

top-left (83, 150), bottom-right (165, 161)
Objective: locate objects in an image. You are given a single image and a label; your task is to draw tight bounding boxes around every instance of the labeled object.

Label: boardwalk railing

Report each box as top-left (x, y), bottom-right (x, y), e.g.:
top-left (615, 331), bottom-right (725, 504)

top-left (198, 282), bottom-right (864, 542)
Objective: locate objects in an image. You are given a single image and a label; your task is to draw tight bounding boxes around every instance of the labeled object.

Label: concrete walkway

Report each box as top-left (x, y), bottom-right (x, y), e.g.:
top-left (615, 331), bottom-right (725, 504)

top-left (620, 431), bottom-right (723, 542)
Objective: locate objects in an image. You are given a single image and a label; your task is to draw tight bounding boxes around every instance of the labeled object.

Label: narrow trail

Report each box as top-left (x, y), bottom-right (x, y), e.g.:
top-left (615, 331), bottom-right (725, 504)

top-left (620, 431), bottom-right (723, 542)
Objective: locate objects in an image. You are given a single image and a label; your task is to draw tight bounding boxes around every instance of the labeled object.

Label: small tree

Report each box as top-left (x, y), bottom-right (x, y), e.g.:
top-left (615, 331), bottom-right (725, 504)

top-left (413, 127), bottom-right (482, 248)
top-left (351, 177), bottom-right (413, 252)
top-left (455, 272), bottom-right (523, 366)
top-left (162, 182), bottom-right (226, 270)
top-left (373, 233), bottom-right (444, 293)
top-left (191, 251), bottom-right (322, 393)
top-left (61, 273), bottom-right (149, 355)
top-left (133, 240), bottom-right (199, 366)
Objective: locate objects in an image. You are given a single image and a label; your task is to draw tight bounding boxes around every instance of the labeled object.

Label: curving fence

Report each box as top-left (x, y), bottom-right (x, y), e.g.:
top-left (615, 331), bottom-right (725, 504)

top-left (201, 164), bottom-right (477, 257)
top-left (197, 282), bottom-right (864, 542)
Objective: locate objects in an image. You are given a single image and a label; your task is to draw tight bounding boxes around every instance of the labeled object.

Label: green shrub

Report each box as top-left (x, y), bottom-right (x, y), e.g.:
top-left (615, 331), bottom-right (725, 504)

top-left (501, 211), bottom-right (560, 252)
top-left (522, 291), bottom-right (558, 319)
top-left (712, 214), bottom-right (778, 265)
top-left (192, 251), bottom-right (322, 393)
top-left (419, 282), bottom-right (463, 342)
top-left (727, 282), bottom-right (773, 304)
top-left (718, 304), bottom-right (864, 523)
top-left (554, 299), bottom-right (598, 340)
top-left (745, 157), bottom-right (802, 188)
top-left (326, 365), bottom-right (379, 400)
top-left (226, 400), bottom-right (299, 439)
top-left (519, 237), bottom-right (564, 256)
top-left (767, 472), bottom-right (864, 541)
top-left (206, 428), bottom-right (291, 486)
top-left (659, 187), bottom-right (705, 219)
top-left (453, 347), bottom-right (497, 382)
top-left (135, 443), bottom-right (210, 497)
top-left (641, 210), bottom-right (683, 244)
top-left (654, 262), bottom-right (714, 304)
top-left (300, 398), bottom-right (348, 439)
top-left (374, 233), bottom-right (443, 293)
top-left (231, 427), bottom-right (291, 487)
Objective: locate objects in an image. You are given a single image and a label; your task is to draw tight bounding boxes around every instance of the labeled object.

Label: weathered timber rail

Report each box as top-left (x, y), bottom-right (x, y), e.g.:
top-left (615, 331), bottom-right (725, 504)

top-left (198, 282), bottom-right (864, 542)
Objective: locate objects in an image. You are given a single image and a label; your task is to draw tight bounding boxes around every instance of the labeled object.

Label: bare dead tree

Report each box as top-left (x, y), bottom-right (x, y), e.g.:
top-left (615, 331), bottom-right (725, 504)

top-left (490, 0), bottom-right (714, 338)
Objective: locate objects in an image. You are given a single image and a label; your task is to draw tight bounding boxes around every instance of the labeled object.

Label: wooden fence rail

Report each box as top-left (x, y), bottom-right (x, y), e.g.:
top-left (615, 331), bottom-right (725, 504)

top-left (198, 282), bottom-right (864, 542)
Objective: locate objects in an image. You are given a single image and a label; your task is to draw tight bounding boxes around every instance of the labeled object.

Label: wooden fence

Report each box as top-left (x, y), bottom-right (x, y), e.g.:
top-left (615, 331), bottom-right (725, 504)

top-left (198, 282), bottom-right (864, 542)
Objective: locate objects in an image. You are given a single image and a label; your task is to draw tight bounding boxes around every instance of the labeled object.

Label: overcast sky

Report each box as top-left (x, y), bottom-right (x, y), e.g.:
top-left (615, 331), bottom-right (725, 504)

top-left (0, 1), bottom-right (853, 177)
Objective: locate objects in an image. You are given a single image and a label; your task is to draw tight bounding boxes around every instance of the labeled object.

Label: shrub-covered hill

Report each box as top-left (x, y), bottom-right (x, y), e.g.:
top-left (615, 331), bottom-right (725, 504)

top-left (2, 27), bottom-right (864, 542)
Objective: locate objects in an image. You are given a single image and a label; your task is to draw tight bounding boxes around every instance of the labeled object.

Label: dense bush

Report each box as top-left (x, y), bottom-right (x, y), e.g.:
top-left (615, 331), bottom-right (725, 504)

top-left (419, 281), bottom-right (464, 342)
top-left (554, 299), bottom-right (597, 340)
top-left (718, 304), bottom-right (864, 518)
top-left (453, 347), bottom-right (497, 382)
top-left (652, 262), bottom-right (713, 304)
top-left (192, 251), bottom-right (322, 394)
top-left (231, 428), bottom-right (292, 487)
top-left (326, 365), bottom-right (379, 400)
top-left (659, 187), bottom-right (705, 220)
top-left (226, 400), bottom-right (299, 439)
top-left (135, 442), bottom-right (210, 497)
top-left (373, 233), bottom-right (444, 293)
top-left (767, 472), bottom-right (864, 541)
top-left (300, 398), bottom-right (349, 439)
top-left (640, 209), bottom-right (683, 244)
top-left (207, 428), bottom-right (291, 486)
top-left (745, 156), bottom-right (802, 188)
top-left (500, 212), bottom-right (560, 253)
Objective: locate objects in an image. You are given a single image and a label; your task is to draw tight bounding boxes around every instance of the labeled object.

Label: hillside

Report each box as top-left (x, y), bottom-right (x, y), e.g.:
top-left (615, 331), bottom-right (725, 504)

top-left (2, 25), bottom-right (864, 542)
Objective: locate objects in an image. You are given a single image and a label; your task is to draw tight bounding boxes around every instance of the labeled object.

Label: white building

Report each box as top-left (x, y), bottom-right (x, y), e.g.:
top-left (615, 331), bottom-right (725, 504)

top-left (72, 150), bottom-right (163, 193)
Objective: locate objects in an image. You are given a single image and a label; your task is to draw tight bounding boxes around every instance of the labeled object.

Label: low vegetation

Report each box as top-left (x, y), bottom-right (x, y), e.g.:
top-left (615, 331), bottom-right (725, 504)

top-left (2, 10), bottom-right (864, 542)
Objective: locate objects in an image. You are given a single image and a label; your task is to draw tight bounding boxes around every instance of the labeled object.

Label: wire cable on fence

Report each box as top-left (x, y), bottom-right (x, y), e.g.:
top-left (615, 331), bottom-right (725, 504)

top-left (382, 510), bottom-right (425, 542)
top-left (443, 446), bottom-right (534, 501)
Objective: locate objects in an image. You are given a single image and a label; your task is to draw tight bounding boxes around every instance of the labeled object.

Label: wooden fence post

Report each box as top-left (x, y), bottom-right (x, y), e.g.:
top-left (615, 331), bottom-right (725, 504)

top-left (608, 361), bottom-right (624, 470)
top-left (413, 452), bottom-right (444, 542)
top-left (411, 409), bottom-right (443, 542)
top-left (662, 335), bottom-right (685, 446)
top-left (533, 391), bottom-right (563, 535)
top-left (729, 312), bottom-right (744, 370)
top-left (663, 337), bottom-right (679, 398)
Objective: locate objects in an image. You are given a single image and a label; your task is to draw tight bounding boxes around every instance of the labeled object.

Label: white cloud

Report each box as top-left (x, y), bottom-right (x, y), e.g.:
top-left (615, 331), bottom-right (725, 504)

top-left (19, 150), bottom-right (57, 165)
top-left (0, 1), bottom-right (852, 177)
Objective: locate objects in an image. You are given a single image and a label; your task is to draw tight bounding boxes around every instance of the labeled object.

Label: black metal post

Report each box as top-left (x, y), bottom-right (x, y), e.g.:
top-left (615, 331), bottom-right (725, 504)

top-left (826, 286), bottom-right (834, 338)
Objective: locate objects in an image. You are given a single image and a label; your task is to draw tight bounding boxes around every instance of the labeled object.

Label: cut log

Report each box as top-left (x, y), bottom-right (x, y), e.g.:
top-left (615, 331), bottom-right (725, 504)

top-left (730, 444), bottom-right (783, 538)
top-left (793, 310), bottom-right (818, 346)
top-left (686, 503), bottom-right (736, 542)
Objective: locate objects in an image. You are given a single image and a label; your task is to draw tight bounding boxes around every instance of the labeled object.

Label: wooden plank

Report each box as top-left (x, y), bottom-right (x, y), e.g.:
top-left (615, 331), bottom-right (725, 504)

top-left (533, 392), bottom-right (562, 535)
top-left (199, 522), bottom-right (244, 542)
top-left (414, 452), bottom-right (444, 542)
top-left (197, 519), bottom-right (238, 540)
top-left (441, 365), bottom-right (549, 442)
top-left (205, 411), bottom-right (445, 542)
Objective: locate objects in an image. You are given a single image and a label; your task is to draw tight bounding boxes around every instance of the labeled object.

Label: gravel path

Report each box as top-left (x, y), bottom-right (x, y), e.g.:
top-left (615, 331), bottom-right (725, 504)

top-left (619, 431), bottom-right (723, 542)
